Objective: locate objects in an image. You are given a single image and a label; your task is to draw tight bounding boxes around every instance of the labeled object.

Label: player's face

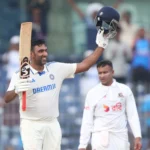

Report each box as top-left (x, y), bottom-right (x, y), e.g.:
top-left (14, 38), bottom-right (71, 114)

top-left (31, 44), bottom-right (48, 66)
top-left (97, 65), bottom-right (114, 86)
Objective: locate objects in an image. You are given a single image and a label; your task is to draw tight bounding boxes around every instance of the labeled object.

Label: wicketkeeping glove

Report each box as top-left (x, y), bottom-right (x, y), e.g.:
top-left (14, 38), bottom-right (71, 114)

top-left (96, 29), bottom-right (109, 49)
top-left (14, 78), bottom-right (31, 94)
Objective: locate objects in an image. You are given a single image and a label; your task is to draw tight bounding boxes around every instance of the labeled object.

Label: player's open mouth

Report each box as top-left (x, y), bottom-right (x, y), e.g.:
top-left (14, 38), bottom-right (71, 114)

top-left (42, 57), bottom-right (47, 61)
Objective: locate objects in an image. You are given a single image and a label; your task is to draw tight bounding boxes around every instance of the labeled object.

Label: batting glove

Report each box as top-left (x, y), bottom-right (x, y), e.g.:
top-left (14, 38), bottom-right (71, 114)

top-left (96, 29), bottom-right (109, 49)
top-left (15, 78), bottom-right (31, 94)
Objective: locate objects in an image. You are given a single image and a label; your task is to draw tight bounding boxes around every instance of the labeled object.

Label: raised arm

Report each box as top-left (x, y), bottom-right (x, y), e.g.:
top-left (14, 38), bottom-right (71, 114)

top-left (113, 0), bottom-right (124, 9)
top-left (75, 30), bottom-right (108, 74)
top-left (67, 0), bottom-right (85, 19)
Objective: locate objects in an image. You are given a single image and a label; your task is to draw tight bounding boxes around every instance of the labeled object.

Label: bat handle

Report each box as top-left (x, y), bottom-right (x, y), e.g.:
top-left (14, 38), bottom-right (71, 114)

top-left (22, 91), bottom-right (26, 111)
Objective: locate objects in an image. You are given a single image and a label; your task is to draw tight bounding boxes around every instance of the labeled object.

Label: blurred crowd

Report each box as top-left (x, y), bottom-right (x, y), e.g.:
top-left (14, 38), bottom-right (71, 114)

top-left (27, 0), bottom-right (50, 39)
top-left (0, 0), bottom-right (150, 150)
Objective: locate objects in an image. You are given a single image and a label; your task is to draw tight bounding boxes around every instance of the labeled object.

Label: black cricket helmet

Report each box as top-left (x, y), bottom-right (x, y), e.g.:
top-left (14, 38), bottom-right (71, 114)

top-left (95, 6), bottom-right (120, 38)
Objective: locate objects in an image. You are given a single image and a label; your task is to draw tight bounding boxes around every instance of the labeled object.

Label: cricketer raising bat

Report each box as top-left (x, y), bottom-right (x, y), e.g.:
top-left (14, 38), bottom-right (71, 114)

top-left (19, 22), bottom-right (32, 111)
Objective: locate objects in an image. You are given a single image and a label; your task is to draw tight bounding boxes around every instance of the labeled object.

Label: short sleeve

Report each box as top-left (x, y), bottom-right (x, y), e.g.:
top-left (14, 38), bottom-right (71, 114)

top-left (58, 63), bottom-right (77, 79)
top-left (7, 72), bottom-right (19, 91)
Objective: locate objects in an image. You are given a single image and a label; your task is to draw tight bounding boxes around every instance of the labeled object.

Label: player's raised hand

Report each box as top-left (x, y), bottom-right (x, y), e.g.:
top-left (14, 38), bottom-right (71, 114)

top-left (15, 78), bottom-right (31, 94)
top-left (96, 29), bottom-right (109, 49)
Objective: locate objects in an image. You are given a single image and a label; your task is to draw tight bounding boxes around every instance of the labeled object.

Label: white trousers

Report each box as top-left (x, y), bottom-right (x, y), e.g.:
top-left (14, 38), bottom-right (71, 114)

top-left (91, 131), bottom-right (130, 150)
top-left (20, 118), bottom-right (62, 150)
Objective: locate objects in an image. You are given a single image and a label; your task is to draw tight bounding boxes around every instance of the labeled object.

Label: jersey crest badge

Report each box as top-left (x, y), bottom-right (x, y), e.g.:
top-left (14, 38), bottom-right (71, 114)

top-left (118, 93), bottom-right (124, 97)
top-left (49, 74), bottom-right (55, 80)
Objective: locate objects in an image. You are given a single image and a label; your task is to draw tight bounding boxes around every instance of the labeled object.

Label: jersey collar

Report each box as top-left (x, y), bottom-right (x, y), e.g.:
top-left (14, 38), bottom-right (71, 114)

top-left (100, 79), bottom-right (117, 88)
top-left (30, 65), bottom-right (47, 75)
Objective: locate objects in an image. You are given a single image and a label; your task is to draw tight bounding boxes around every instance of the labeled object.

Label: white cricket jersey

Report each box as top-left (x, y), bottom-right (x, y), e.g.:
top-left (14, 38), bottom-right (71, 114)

top-left (79, 80), bottom-right (141, 149)
top-left (7, 62), bottom-right (77, 120)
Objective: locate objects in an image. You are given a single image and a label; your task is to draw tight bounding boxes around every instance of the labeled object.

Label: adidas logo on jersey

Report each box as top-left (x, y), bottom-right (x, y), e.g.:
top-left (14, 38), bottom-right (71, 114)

top-left (31, 79), bottom-right (35, 82)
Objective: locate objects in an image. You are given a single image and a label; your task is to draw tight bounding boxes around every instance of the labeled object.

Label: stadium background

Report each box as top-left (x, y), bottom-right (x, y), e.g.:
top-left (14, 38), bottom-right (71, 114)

top-left (0, 0), bottom-right (150, 150)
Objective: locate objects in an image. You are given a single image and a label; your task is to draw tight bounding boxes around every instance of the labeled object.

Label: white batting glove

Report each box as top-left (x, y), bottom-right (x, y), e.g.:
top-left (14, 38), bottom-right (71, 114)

top-left (14, 78), bottom-right (31, 94)
top-left (96, 29), bottom-right (109, 49)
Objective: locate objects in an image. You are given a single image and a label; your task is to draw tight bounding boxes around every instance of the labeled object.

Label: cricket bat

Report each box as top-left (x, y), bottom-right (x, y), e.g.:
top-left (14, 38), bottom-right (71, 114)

top-left (19, 22), bottom-right (32, 111)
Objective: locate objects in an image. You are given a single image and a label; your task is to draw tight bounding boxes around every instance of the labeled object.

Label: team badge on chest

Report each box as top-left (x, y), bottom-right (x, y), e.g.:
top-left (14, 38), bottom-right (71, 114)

top-left (118, 93), bottom-right (124, 97)
top-left (49, 74), bottom-right (55, 80)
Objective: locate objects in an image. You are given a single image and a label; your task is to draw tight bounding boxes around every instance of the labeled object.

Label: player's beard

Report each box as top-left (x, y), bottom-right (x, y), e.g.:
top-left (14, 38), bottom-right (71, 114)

top-left (41, 56), bottom-right (47, 65)
top-left (36, 56), bottom-right (47, 66)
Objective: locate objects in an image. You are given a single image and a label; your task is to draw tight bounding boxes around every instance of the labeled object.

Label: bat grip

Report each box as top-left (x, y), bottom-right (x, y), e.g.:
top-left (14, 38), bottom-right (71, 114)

top-left (22, 91), bottom-right (26, 111)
